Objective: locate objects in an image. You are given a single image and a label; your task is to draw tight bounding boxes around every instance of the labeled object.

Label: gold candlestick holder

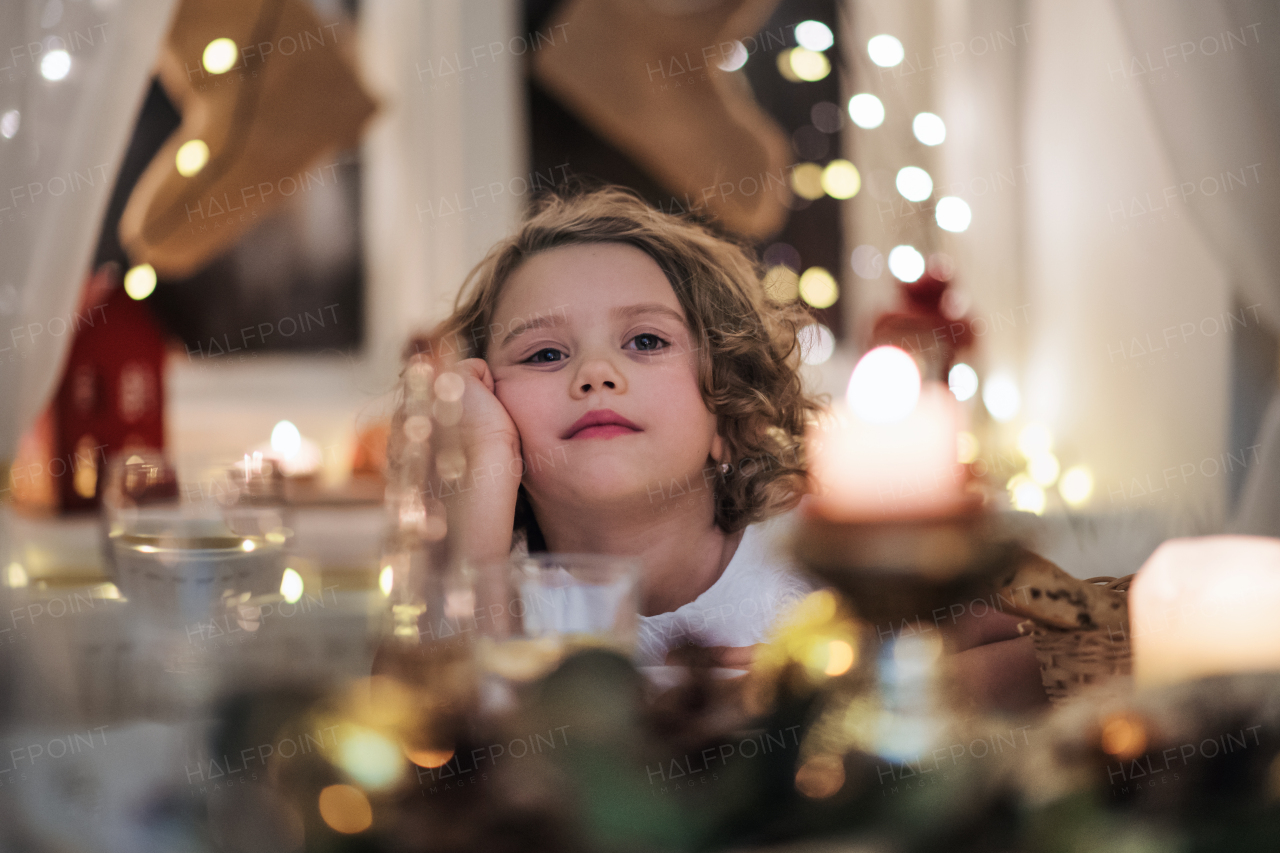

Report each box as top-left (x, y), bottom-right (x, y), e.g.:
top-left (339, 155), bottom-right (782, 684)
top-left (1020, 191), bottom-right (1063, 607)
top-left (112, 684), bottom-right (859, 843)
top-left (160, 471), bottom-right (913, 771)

top-left (791, 507), bottom-right (1021, 627)
top-left (787, 504), bottom-right (1024, 762)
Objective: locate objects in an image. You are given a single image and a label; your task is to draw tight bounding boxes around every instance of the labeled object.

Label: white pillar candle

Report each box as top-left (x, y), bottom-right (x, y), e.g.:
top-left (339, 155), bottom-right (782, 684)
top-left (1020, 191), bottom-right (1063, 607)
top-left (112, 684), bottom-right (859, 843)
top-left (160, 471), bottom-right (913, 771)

top-left (1131, 535), bottom-right (1280, 686)
top-left (808, 347), bottom-right (965, 521)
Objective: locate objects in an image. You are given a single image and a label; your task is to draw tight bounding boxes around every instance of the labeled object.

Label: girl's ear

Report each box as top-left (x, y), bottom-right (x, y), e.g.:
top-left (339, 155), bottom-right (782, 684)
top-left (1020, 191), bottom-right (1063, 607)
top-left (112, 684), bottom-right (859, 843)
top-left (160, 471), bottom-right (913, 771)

top-left (710, 433), bottom-right (726, 464)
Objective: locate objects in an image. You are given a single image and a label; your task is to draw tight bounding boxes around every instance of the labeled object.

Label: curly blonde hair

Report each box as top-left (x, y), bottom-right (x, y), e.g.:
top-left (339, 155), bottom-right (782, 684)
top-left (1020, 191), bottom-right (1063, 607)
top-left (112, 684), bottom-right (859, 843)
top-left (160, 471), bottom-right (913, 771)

top-left (413, 187), bottom-right (823, 535)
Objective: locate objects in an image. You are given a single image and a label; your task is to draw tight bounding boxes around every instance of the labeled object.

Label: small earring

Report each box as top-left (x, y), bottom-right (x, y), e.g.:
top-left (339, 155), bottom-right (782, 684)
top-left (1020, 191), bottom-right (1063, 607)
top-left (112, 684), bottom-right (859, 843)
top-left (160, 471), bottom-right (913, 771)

top-left (719, 462), bottom-right (731, 474)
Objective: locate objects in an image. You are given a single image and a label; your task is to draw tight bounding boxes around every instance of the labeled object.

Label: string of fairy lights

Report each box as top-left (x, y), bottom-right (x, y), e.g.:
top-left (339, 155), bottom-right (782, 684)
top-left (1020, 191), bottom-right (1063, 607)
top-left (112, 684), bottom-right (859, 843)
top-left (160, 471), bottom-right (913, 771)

top-left (760, 22), bottom-right (1096, 513)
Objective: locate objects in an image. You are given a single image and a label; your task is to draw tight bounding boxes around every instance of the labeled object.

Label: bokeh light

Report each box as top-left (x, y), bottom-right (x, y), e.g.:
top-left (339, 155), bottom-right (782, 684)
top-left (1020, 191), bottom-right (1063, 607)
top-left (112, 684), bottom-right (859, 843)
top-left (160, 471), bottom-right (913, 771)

top-left (850, 244), bottom-right (883, 279)
top-left (1059, 465), bottom-right (1094, 507)
top-left (790, 162), bottom-right (825, 200)
top-left (123, 264), bottom-right (157, 300)
top-left (379, 565), bottom-right (394, 596)
top-left (886, 245), bottom-right (925, 282)
top-left (280, 567), bottom-right (304, 603)
top-left (798, 323), bottom-right (835, 366)
top-left (821, 159), bottom-right (861, 199)
top-left (935, 196), bottom-right (972, 232)
top-left (1017, 423), bottom-right (1053, 457)
top-left (40, 50), bottom-right (71, 81)
top-left (763, 265), bottom-right (800, 301)
top-left (847, 346), bottom-right (921, 424)
top-left (798, 267), bottom-right (838, 309)
top-left (0, 110), bottom-right (19, 139)
top-left (716, 40), bottom-right (748, 71)
top-left (1029, 452), bottom-right (1061, 486)
top-left (948, 362), bottom-right (979, 401)
top-left (795, 755), bottom-right (846, 798)
top-left (895, 166), bottom-right (933, 202)
top-left (867, 34), bottom-right (904, 67)
top-left (983, 372), bottom-right (1021, 422)
top-left (318, 785), bottom-right (372, 834)
top-left (912, 112), bottom-right (946, 145)
top-left (338, 727), bottom-right (406, 790)
top-left (202, 38), bottom-right (238, 74)
top-left (847, 93), bottom-right (885, 129)
top-left (175, 139), bottom-right (210, 177)
top-left (796, 20), bottom-right (835, 51)
top-left (271, 420), bottom-right (302, 459)
top-left (1010, 477), bottom-right (1046, 515)
top-left (787, 47), bottom-right (831, 81)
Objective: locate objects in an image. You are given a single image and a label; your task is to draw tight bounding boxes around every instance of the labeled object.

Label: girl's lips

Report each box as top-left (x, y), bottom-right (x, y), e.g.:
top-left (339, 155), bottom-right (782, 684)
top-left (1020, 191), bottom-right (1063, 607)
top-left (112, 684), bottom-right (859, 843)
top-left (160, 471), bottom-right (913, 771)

top-left (570, 424), bottom-right (641, 440)
top-left (562, 409), bottom-right (643, 439)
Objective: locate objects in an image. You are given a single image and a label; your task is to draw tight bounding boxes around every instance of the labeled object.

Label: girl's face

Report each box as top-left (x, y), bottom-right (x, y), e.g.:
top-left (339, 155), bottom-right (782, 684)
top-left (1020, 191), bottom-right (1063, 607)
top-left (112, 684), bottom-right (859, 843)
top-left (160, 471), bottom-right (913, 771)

top-left (487, 243), bottom-right (722, 513)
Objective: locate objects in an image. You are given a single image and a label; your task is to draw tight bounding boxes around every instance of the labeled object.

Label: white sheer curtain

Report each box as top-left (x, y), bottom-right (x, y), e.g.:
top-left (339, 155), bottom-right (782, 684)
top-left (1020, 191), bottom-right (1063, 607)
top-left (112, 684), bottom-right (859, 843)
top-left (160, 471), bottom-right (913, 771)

top-left (0, 0), bottom-right (176, 460)
top-left (1113, 0), bottom-right (1280, 536)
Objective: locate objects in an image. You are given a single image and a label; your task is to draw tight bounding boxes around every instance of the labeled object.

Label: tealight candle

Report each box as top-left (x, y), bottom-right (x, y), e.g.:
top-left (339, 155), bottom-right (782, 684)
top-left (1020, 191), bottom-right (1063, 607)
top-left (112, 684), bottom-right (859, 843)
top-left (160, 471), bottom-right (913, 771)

top-left (1130, 535), bottom-right (1280, 686)
top-left (808, 346), bottom-right (965, 521)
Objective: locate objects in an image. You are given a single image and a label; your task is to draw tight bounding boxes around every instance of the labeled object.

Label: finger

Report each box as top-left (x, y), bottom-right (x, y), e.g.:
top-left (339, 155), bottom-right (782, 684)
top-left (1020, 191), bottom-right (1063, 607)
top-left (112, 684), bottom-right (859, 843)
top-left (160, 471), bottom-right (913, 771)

top-left (711, 644), bottom-right (764, 668)
top-left (456, 357), bottom-right (495, 392)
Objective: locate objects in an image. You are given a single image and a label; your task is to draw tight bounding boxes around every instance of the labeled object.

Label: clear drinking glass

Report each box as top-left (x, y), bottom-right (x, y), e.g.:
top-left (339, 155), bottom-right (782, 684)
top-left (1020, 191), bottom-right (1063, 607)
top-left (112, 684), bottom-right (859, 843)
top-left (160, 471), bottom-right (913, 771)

top-left (101, 452), bottom-right (289, 625)
top-left (475, 553), bottom-right (640, 683)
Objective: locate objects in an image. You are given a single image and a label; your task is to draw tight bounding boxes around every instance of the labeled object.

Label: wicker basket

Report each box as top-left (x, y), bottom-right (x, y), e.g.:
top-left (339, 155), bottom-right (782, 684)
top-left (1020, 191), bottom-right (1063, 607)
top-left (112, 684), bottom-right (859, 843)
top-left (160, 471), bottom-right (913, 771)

top-left (1017, 574), bottom-right (1133, 706)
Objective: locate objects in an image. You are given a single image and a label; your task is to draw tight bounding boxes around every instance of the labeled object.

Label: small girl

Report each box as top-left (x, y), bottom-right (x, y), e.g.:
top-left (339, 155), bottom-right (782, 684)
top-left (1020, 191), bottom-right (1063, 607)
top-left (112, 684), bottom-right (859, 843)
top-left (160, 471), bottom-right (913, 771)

top-left (419, 187), bottom-right (822, 667)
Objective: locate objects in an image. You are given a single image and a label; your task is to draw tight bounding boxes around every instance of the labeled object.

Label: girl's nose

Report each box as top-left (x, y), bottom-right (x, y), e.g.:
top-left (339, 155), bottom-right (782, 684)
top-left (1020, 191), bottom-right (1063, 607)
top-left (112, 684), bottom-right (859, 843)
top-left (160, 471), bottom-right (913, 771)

top-left (571, 356), bottom-right (626, 398)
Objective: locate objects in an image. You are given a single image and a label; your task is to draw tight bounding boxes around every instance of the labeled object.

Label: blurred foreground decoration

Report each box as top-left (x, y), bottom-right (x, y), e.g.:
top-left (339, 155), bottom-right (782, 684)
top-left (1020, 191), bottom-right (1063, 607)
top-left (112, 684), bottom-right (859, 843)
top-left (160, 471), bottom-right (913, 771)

top-left (532, 0), bottom-right (792, 239)
top-left (118, 0), bottom-right (377, 278)
top-left (10, 265), bottom-right (166, 513)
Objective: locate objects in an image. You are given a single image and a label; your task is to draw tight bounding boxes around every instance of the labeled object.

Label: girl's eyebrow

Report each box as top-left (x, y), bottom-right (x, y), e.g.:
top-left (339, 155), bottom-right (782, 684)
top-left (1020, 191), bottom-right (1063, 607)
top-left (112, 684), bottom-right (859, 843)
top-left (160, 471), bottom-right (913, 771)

top-left (497, 314), bottom-right (568, 349)
top-left (611, 303), bottom-right (686, 324)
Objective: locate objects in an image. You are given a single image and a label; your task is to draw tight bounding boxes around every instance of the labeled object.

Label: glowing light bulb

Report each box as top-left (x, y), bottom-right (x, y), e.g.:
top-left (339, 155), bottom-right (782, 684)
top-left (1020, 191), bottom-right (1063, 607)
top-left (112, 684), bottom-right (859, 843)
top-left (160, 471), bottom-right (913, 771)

top-left (912, 112), bottom-right (946, 145)
top-left (935, 196), bottom-right (972, 232)
top-left (948, 362), bottom-right (979, 401)
top-left (821, 159), bottom-right (861, 199)
top-left (895, 166), bottom-right (933, 202)
top-left (847, 93), bottom-right (884, 129)
top-left (202, 38), bottom-right (238, 74)
top-left (379, 565), bottom-right (394, 596)
top-left (846, 346), bottom-right (921, 424)
top-left (887, 245), bottom-right (925, 282)
top-left (796, 20), bottom-right (835, 52)
top-left (798, 267), bottom-right (838, 309)
top-left (867, 34), bottom-right (904, 67)
top-left (123, 264), bottom-right (157, 300)
top-left (175, 139), bottom-right (210, 177)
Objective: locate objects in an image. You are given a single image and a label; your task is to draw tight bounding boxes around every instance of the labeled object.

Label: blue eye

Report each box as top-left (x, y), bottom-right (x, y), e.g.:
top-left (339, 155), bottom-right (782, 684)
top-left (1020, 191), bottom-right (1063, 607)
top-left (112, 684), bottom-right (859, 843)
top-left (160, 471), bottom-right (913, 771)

top-left (524, 347), bottom-right (566, 364)
top-left (628, 333), bottom-right (669, 352)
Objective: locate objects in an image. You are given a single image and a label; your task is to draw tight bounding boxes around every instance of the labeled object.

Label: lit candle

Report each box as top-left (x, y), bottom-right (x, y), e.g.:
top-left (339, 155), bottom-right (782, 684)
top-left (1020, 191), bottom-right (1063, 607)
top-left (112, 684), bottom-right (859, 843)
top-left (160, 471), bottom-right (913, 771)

top-left (808, 346), bottom-right (965, 521)
top-left (1131, 535), bottom-right (1280, 686)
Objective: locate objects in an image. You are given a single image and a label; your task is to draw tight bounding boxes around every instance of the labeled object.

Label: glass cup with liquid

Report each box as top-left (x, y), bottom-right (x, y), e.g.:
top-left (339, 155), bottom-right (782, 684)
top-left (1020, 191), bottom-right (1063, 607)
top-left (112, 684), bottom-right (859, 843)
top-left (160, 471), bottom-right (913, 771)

top-left (102, 452), bottom-right (289, 627)
top-left (474, 553), bottom-right (640, 684)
